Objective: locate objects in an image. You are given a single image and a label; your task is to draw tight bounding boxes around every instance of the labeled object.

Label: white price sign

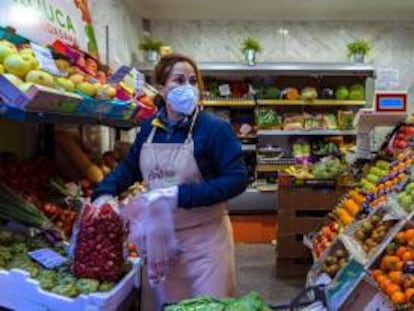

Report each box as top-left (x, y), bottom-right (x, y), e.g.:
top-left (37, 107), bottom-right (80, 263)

top-left (376, 69), bottom-right (400, 90)
top-left (28, 248), bottom-right (68, 269)
top-left (30, 43), bottom-right (63, 76)
top-left (218, 84), bottom-right (231, 97)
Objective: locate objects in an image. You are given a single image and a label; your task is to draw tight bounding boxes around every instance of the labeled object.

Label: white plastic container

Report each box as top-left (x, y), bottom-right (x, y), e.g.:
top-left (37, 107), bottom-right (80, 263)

top-left (0, 259), bottom-right (141, 311)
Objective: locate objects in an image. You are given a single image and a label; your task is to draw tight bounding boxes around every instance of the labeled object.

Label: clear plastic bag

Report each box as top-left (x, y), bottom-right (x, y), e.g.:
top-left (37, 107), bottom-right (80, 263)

top-left (72, 202), bottom-right (126, 281)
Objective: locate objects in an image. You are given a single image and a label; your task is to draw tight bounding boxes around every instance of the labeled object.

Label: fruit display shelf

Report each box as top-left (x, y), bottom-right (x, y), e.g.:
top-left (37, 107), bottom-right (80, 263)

top-left (203, 99), bottom-right (255, 107)
top-left (257, 129), bottom-right (357, 136)
top-left (0, 104), bottom-right (139, 130)
top-left (303, 147), bottom-right (414, 309)
top-left (257, 99), bottom-right (367, 107)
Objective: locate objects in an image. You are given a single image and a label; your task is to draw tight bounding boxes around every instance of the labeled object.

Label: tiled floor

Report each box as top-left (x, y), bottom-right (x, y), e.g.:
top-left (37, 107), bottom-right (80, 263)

top-left (235, 242), bottom-right (305, 306)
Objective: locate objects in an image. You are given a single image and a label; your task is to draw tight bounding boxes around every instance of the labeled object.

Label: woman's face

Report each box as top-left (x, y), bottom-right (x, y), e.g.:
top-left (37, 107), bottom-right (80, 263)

top-left (159, 61), bottom-right (198, 98)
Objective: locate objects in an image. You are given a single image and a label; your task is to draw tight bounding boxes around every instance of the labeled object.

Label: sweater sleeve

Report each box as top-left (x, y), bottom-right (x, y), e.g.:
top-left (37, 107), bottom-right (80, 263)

top-left (92, 128), bottom-right (147, 200)
top-left (177, 121), bottom-right (249, 208)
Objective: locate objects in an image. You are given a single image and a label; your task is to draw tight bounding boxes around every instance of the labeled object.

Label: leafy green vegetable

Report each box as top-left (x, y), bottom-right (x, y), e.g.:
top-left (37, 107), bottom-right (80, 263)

top-left (76, 278), bottom-right (100, 294)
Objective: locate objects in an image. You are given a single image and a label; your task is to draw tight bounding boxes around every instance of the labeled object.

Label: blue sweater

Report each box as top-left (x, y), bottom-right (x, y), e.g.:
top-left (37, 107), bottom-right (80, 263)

top-left (92, 110), bottom-right (249, 208)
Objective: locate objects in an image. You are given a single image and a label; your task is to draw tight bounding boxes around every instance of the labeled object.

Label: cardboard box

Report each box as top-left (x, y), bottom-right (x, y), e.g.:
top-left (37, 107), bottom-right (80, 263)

top-left (0, 75), bottom-right (82, 113)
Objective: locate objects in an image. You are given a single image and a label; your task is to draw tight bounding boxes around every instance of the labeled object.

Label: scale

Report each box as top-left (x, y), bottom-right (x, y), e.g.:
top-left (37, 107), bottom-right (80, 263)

top-left (354, 91), bottom-right (408, 159)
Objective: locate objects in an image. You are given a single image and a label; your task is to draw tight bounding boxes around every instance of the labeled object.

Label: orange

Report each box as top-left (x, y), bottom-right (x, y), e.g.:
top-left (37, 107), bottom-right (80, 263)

top-left (373, 269), bottom-right (384, 279)
top-left (396, 232), bottom-right (407, 245)
top-left (386, 283), bottom-right (402, 297)
top-left (375, 274), bottom-right (388, 285)
top-left (402, 251), bottom-right (414, 262)
top-left (391, 291), bottom-right (407, 305)
top-left (382, 255), bottom-right (402, 271)
top-left (380, 278), bottom-right (392, 292)
top-left (406, 288), bottom-right (414, 302)
top-left (403, 276), bottom-right (414, 289)
top-left (404, 229), bottom-right (414, 242)
top-left (396, 261), bottom-right (404, 271)
top-left (397, 246), bottom-right (409, 259)
top-left (389, 271), bottom-right (403, 285)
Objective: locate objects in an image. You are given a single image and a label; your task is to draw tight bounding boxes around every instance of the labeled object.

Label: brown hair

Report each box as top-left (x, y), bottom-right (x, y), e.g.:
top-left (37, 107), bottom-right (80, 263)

top-left (152, 53), bottom-right (204, 107)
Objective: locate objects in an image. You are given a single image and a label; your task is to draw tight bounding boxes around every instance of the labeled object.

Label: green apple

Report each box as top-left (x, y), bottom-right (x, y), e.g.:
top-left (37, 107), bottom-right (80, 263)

top-left (55, 59), bottom-right (71, 72)
top-left (0, 40), bottom-right (17, 63)
top-left (20, 53), bottom-right (38, 70)
top-left (19, 48), bottom-right (35, 58)
top-left (55, 77), bottom-right (75, 92)
top-left (25, 70), bottom-right (55, 88)
top-left (1, 73), bottom-right (23, 86)
top-left (4, 54), bottom-right (32, 78)
top-left (18, 82), bottom-right (34, 93)
top-left (69, 73), bottom-right (85, 85)
top-left (76, 81), bottom-right (96, 97)
top-left (98, 84), bottom-right (116, 99)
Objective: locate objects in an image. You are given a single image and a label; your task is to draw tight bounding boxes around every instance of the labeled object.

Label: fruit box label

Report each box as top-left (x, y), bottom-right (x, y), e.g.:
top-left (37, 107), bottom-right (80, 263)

top-left (28, 248), bottom-right (67, 269)
top-left (0, 75), bottom-right (30, 109)
top-left (326, 259), bottom-right (365, 310)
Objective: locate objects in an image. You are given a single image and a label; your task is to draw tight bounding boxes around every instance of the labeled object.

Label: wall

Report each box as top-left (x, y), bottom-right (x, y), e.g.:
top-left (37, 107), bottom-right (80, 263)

top-left (151, 20), bottom-right (414, 98)
top-left (89, 0), bottom-right (143, 66)
top-left (151, 20), bottom-right (414, 144)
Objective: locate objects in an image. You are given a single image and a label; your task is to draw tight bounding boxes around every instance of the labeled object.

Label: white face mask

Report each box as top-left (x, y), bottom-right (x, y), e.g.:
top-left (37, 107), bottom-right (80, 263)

top-left (166, 85), bottom-right (199, 116)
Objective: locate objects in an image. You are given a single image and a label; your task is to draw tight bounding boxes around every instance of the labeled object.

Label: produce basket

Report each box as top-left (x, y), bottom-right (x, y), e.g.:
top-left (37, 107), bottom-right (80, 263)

top-left (0, 258), bottom-right (141, 311)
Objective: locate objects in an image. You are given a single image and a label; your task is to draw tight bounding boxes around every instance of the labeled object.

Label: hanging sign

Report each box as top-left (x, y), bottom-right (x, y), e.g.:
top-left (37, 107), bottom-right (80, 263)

top-left (0, 0), bottom-right (99, 59)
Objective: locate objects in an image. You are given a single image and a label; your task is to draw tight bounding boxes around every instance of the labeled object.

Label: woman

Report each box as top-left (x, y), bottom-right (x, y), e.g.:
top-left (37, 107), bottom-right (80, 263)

top-left (92, 54), bottom-right (248, 309)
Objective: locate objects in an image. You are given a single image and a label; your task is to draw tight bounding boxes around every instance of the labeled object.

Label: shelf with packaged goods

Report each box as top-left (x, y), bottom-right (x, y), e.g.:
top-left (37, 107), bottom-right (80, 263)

top-left (257, 99), bottom-right (366, 107)
top-left (136, 62), bottom-right (375, 77)
top-left (256, 164), bottom-right (293, 172)
top-left (203, 99), bottom-right (255, 107)
top-left (0, 104), bottom-right (139, 130)
top-left (257, 129), bottom-right (356, 136)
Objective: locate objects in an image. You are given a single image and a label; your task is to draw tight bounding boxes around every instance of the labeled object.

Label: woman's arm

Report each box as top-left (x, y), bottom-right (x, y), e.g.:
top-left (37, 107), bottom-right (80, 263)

top-left (178, 121), bottom-right (249, 208)
top-left (92, 128), bottom-right (147, 200)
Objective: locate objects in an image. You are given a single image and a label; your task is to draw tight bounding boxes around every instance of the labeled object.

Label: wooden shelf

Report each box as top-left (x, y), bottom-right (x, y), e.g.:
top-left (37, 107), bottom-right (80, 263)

top-left (256, 164), bottom-right (293, 172)
top-left (257, 99), bottom-right (366, 106)
top-left (203, 99), bottom-right (255, 107)
top-left (257, 129), bottom-right (356, 136)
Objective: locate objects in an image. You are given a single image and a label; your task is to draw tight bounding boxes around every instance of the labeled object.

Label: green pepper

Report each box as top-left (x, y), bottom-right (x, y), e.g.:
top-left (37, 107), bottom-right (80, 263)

top-left (52, 283), bottom-right (80, 298)
top-left (98, 281), bottom-right (115, 292)
top-left (76, 278), bottom-right (100, 294)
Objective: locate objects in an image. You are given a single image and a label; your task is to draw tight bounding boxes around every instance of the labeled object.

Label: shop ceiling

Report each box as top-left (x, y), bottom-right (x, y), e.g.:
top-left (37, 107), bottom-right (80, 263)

top-left (126, 0), bottom-right (414, 21)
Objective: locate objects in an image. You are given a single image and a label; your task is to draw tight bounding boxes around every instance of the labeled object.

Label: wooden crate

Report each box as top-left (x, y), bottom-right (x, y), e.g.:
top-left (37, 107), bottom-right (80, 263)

top-left (276, 257), bottom-right (312, 279)
top-left (277, 187), bottom-right (345, 259)
top-left (277, 233), bottom-right (312, 259)
top-left (278, 188), bottom-right (344, 211)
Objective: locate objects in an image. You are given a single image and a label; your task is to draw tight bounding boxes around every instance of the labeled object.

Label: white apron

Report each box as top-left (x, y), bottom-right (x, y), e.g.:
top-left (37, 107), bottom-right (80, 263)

top-left (139, 110), bottom-right (236, 311)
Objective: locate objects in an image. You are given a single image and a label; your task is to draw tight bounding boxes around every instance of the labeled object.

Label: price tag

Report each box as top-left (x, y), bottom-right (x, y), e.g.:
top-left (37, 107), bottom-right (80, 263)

top-left (135, 71), bottom-right (145, 96)
top-left (30, 43), bottom-right (63, 76)
top-left (218, 84), bottom-right (231, 97)
top-left (107, 65), bottom-right (132, 84)
top-left (376, 69), bottom-right (400, 90)
top-left (326, 259), bottom-right (365, 310)
top-left (28, 248), bottom-right (68, 269)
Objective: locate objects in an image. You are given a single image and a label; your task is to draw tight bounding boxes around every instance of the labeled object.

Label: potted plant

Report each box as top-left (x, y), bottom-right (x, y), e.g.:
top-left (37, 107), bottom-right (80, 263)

top-left (347, 40), bottom-right (371, 63)
top-left (139, 33), bottom-right (164, 62)
top-left (241, 37), bottom-right (262, 66)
